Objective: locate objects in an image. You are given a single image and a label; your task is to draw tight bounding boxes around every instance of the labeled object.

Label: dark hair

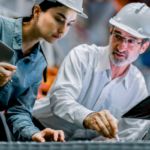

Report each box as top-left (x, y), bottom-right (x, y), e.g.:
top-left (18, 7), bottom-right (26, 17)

top-left (23, 0), bottom-right (64, 22)
top-left (142, 38), bottom-right (149, 43)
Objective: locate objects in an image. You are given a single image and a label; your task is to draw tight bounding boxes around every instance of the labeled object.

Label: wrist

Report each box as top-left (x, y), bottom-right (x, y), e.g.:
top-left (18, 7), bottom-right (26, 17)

top-left (83, 120), bottom-right (89, 129)
top-left (83, 112), bottom-right (96, 129)
top-left (31, 132), bottom-right (38, 141)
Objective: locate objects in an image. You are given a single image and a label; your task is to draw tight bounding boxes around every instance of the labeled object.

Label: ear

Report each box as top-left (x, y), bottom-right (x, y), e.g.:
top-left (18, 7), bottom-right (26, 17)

top-left (110, 28), bottom-right (113, 35)
top-left (140, 41), bottom-right (149, 54)
top-left (33, 5), bottom-right (42, 21)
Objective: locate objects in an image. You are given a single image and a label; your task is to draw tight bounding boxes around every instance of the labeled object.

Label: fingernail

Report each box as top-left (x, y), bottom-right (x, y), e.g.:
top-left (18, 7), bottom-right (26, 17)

top-left (114, 129), bottom-right (118, 133)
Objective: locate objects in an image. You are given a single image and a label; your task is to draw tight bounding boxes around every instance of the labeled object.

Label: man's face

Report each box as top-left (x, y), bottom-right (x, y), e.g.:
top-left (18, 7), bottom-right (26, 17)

top-left (109, 27), bottom-right (144, 66)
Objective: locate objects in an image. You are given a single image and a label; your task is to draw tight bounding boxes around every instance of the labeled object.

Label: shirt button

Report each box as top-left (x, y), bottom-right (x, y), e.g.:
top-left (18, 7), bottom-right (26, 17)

top-left (10, 80), bottom-right (13, 83)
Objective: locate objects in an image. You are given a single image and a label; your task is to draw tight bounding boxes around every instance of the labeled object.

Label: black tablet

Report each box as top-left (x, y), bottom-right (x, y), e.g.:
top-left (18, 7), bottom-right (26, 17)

top-left (121, 96), bottom-right (150, 120)
top-left (0, 41), bottom-right (14, 63)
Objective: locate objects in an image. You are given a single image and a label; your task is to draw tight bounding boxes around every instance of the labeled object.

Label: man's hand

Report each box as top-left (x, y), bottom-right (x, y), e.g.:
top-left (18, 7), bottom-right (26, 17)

top-left (31, 128), bottom-right (65, 143)
top-left (0, 62), bottom-right (17, 86)
top-left (84, 110), bottom-right (119, 138)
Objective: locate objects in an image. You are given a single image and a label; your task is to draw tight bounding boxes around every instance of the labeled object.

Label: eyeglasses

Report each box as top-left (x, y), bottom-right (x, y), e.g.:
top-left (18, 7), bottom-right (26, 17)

top-left (112, 32), bottom-right (143, 48)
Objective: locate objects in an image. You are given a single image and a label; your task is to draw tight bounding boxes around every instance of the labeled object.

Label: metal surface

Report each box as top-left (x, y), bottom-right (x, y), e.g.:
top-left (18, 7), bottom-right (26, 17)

top-left (0, 141), bottom-right (150, 150)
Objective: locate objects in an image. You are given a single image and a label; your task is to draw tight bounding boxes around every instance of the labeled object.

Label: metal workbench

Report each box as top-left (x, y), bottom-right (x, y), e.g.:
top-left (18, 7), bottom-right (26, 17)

top-left (0, 141), bottom-right (150, 150)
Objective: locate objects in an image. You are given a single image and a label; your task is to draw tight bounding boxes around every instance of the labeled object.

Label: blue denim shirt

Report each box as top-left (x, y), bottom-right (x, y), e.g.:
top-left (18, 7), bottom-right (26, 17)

top-left (0, 15), bottom-right (47, 141)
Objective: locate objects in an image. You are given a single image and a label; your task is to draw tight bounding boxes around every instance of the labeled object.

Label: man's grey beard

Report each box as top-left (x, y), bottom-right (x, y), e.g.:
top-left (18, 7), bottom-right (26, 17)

top-left (112, 56), bottom-right (123, 66)
top-left (109, 45), bottom-right (141, 66)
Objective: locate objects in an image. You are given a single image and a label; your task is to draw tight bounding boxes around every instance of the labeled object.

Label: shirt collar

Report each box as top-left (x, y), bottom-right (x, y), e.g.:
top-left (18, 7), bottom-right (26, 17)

top-left (112, 61), bottom-right (131, 90)
top-left (97, 45), bottom-right (111, 72)
top-left (12, 17), bottom-right (23, 50)
top-left (121, 65), bottom-right (132, 90)
top-left (11, 18), bottom-right (46, 63)
top-left (29, 42), bottom-right (41, 62)
top-left (97, 45), bottom-right (131, 90)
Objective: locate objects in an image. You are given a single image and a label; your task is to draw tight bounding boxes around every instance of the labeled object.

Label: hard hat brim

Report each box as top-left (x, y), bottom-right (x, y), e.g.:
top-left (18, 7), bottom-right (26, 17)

top-left (109, 18), bottom-right (148, 39)
top-left (55, 1), bottom-right (88, 18)
top-left (34, 0), bottom-right (88, 19)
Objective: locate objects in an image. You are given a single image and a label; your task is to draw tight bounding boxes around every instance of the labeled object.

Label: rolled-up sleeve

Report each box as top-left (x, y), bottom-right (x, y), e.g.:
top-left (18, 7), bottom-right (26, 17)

top-left (49, 47), bottom-right (94, 129)
top-left (6, 76), bottom-right (42, 141)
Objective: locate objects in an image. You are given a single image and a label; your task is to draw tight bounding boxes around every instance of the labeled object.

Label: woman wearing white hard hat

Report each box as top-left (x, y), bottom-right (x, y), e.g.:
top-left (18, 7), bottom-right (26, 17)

top-left (0, 0), bottom-right (87, 142)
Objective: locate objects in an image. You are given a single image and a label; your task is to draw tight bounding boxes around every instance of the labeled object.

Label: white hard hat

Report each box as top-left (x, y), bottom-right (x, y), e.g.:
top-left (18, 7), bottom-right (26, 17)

top-left (34, 0), bottom-right (88, 18)
top-left (109, 3), bottom-right (150, 39)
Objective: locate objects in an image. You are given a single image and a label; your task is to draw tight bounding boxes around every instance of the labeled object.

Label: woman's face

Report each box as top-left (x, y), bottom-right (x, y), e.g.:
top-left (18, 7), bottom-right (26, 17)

top-left (35, 6), bottom-right (77, 43)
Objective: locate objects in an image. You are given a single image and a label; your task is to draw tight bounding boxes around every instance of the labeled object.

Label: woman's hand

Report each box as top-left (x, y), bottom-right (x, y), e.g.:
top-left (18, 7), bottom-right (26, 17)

top-left (31, 128), bottom-right (65, 143)
top-left (0, 62), bottom-right (17, 86)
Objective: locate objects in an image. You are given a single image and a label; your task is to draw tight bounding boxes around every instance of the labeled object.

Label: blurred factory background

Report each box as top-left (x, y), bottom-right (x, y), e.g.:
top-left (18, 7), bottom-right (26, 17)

top-left (0, 0), bottom-right (150, 98)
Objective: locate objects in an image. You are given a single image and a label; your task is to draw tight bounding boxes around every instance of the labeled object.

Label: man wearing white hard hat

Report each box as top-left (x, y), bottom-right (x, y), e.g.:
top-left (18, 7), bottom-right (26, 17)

top-left (33, 2), bottom-right (150, 141)
top-left (0, 0), bottom-right (87, 142)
